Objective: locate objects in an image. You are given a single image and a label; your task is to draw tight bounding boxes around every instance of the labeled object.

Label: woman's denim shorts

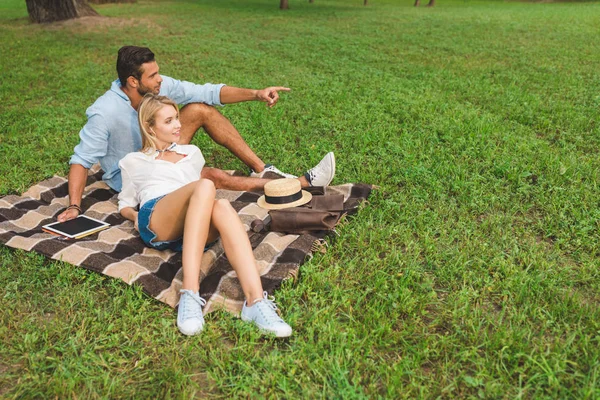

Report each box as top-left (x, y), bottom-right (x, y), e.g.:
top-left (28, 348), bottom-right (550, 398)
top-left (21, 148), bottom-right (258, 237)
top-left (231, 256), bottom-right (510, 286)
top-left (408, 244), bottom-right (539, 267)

top-left (138, 195), bottom-right (184, 251)
top-left (138, 195), bottom-right (215, 252)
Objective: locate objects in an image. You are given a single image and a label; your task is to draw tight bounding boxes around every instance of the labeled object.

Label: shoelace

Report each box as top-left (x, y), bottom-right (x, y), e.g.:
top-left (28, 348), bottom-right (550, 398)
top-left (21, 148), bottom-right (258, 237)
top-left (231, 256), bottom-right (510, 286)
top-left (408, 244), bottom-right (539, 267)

top-left (253, 291), bottom-right (283, 323)
top-left (307, 170), bottom-right (316, 185)
top-left (250, 164), bottom-right (272, 176)
top-left (180, 289), bottom-right (206, 319)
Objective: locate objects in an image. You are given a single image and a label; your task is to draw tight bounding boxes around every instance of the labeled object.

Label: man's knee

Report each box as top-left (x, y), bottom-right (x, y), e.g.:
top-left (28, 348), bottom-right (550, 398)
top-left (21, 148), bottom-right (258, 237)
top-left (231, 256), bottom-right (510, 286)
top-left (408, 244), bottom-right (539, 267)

top-left (180, 103), bottom-right (218, 124)
top-left (201, 168), bottom-right (230, 189)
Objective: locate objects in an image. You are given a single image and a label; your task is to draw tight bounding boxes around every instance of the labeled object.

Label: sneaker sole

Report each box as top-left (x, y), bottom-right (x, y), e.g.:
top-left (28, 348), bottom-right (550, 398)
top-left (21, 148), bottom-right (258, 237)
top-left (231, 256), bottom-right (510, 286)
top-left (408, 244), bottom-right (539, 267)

top-left (241, 315), bottom-right (292, 338)
top-left (250, 168), bottom-right (297, 179)
top-left (325, 152), bottom-right (335, 187)
top-left (178, 324), bottom-right (204, 336)
top-left (314, 152), bottom-right (335, 187)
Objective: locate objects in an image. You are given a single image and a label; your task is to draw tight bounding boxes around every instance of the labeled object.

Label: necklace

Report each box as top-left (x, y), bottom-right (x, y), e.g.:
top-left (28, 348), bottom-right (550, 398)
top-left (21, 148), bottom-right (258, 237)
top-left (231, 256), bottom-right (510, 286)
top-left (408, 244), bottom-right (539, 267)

top-left (156, 143), bottom-right (177, 153)
top-left (156, 143), bottom-right (177, 158)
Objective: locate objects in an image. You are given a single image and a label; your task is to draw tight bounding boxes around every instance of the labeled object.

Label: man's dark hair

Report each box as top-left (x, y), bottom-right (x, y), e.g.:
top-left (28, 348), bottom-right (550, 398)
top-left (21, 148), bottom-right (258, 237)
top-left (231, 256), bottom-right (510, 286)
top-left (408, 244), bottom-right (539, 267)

top-left (116, 46), bottom-right (155, 86)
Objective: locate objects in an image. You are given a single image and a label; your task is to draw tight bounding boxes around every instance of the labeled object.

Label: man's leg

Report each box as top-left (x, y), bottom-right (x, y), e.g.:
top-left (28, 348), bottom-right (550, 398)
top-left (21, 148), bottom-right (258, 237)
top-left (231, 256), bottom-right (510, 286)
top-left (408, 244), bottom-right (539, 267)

top-left (201, 167), bottom-right (309, 191)
top-left (178, 103), bottom-right (266, 173)
top-left (201, 150), bottom-right (335, 191)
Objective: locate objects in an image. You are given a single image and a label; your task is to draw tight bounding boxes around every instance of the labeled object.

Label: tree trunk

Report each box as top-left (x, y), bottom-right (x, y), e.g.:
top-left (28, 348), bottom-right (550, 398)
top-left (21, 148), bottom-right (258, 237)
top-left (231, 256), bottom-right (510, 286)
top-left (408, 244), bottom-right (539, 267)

top-left (26, 0), bottom-right (98, 23)
top-left (414, 0), bottom-right (420, 6)
top-left (309, 0), bottom-right (314, 3)
top-left (364, 0), bottom-right (368, 5)
top-left (280, 0), bottom-right (289, 9)
top-left (427, 0), bottom-right (435, 6)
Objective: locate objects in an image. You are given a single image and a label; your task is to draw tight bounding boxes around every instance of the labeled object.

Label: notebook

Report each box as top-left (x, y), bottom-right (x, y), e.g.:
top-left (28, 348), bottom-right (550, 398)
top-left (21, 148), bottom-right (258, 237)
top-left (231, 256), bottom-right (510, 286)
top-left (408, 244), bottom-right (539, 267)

top-left (42, 215), bottom-right (110, 239)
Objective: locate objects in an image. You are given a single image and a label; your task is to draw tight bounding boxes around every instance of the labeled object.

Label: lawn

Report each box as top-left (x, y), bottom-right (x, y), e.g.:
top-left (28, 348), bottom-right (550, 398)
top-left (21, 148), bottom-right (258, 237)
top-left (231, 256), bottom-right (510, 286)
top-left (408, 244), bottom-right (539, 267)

top-left (1, 0), bottom-right (599, 397)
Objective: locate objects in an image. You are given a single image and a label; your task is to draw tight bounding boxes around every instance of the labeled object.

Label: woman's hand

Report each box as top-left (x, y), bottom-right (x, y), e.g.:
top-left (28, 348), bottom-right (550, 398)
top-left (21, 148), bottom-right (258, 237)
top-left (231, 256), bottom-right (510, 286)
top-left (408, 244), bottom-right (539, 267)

top-left (119, 207), bottom-right (139, 232)
top-left (134, 212), bottom-right (139, 232)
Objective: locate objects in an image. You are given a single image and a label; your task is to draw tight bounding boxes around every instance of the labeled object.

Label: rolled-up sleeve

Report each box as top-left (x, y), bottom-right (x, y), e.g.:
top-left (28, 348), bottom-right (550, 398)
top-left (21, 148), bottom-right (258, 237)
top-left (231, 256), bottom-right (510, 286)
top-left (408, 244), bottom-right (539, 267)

top-left (69, 113), bottom-right (109, 169)
top-left (118, 161), bottom-right (139, 211)
top-left (161, 75), bottom-right (225, 107)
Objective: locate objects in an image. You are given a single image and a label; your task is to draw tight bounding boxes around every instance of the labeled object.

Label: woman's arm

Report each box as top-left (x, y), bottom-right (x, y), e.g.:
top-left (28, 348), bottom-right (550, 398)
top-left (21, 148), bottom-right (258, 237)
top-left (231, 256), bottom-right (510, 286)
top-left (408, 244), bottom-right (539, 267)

top-left (118, 159), bottom-right (140, 231)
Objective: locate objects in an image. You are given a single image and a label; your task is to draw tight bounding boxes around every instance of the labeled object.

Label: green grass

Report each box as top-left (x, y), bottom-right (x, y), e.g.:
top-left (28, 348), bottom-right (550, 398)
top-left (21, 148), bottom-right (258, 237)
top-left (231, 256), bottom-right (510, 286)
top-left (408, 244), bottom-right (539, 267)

top-left (1, 0), bottom-right (600, 397)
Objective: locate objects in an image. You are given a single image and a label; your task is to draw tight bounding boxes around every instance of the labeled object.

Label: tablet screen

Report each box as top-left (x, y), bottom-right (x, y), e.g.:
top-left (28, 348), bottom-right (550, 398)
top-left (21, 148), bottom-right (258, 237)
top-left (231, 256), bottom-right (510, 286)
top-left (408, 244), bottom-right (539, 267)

top-left (43, 216), bottom-right (109, 238)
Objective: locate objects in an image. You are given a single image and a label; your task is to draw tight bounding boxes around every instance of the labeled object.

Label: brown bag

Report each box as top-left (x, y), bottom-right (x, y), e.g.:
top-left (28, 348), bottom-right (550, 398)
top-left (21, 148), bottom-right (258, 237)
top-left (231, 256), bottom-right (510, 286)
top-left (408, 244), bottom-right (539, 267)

top-left (309, 194), bottom-right (345, 211)
top-left (269, 208), bottom-right (342, 234)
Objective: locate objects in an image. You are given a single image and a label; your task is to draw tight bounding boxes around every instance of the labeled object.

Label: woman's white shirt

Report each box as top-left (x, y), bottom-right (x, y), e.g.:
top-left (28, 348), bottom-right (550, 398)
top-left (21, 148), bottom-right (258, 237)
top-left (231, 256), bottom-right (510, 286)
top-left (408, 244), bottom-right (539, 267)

top-left (118, 144), bottom-right (205, 211)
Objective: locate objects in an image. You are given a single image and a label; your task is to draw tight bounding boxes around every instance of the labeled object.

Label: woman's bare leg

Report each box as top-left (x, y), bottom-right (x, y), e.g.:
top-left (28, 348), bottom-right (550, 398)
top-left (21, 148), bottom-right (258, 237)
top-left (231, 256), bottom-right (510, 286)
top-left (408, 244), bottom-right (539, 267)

top-left (149, 179), bottom-right (219, 292)
top-left (210, 199), bottom-right (264, 304)
top-left (147, 179), bottom-right (266, 302)
top-left (150, 180), bottom-right (290, 336)
top-left (180, 180), bottom-right (220, 292)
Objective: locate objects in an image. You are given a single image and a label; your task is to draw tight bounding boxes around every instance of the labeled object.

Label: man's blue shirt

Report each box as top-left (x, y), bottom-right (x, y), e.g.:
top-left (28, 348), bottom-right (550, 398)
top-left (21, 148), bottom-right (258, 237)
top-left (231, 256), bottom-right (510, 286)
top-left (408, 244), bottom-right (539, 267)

top-left (69, 76), bottom-right (225, 191)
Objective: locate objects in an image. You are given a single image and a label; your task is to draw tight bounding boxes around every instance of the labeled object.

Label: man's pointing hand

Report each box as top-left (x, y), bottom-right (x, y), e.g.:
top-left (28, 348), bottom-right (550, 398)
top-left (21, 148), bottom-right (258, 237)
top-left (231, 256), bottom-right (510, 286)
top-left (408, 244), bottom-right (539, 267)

top-left (256, 87), bottom-right (291, 108)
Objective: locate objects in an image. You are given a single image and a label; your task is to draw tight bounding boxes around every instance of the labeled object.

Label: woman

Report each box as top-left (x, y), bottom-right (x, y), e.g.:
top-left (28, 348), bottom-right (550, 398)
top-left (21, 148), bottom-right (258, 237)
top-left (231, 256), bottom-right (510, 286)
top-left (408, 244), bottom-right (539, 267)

top-left (118, 94), bottom-right (333, 337)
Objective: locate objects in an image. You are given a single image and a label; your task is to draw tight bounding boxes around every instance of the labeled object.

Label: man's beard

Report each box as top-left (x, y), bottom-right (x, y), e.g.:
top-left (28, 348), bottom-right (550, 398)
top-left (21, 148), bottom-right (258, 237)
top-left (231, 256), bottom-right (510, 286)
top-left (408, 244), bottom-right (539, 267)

top-left (137, 82), bottom-right (160, 96)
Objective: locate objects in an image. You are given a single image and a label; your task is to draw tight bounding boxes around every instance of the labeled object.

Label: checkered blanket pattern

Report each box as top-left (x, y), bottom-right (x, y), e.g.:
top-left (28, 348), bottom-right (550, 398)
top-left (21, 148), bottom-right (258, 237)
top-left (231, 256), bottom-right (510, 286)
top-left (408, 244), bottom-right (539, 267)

top-left (0, 166), bottom-right (371, 314)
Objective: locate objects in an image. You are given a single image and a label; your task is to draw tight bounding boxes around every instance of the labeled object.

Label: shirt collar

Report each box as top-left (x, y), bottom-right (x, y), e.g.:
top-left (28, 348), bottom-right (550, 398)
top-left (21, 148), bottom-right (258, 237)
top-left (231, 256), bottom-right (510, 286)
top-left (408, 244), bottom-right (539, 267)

top-left (111, 79), bottom-right (131, 103)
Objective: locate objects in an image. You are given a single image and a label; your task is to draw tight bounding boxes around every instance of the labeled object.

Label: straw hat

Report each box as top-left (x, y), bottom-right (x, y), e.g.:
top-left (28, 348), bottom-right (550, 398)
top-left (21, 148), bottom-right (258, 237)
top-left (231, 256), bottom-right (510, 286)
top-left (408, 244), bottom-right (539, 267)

top-left (257, 179), bottom-right (312, 210)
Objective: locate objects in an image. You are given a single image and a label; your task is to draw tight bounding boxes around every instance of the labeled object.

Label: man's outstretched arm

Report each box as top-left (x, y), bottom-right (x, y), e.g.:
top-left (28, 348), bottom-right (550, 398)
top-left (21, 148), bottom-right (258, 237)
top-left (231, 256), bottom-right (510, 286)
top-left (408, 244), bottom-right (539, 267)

top-left (219, 86), bottom-right (290, 107)
top-left (57, 164), bottom-right (88, 222)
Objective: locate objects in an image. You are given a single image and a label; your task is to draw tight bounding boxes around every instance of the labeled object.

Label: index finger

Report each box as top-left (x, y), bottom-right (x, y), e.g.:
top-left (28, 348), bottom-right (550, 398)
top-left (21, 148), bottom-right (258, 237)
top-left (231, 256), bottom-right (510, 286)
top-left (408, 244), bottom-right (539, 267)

top-left (271, 87), bottom-right (291, 92)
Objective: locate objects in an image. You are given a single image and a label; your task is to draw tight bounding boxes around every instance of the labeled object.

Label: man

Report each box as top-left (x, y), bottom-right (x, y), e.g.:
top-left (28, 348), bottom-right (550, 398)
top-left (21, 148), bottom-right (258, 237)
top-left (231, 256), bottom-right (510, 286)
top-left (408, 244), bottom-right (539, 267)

top-left (58, 46), bottom-right (334, 222)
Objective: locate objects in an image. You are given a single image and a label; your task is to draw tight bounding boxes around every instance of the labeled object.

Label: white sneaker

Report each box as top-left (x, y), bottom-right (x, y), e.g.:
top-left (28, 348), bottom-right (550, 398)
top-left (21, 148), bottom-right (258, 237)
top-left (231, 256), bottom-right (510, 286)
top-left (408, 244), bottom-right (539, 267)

top-left (241, 292), bottom-right (292, 338)
top-left (305, 152), bottom-right (335, 187)
top-left (177, 289), bottom-right (206, 336)
top-left (251, 164), bottom-right (297, 179)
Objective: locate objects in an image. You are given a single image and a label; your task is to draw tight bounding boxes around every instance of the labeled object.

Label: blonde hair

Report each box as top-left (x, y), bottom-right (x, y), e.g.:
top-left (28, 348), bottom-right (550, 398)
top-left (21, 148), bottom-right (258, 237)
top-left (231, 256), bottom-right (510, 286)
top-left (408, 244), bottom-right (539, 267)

top-left (137, 93), bottom-right (179, 154)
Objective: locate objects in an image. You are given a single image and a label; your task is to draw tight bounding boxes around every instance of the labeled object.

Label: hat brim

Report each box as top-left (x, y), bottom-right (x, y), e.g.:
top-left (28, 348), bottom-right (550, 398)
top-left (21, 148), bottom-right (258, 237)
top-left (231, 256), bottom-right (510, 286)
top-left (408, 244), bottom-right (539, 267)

top-left (257, 190), bottom-right (312, 210)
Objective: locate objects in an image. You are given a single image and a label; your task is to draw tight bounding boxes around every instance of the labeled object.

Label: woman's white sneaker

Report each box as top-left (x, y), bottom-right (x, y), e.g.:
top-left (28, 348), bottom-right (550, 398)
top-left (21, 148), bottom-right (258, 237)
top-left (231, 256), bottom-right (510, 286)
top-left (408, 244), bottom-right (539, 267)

top-left (241, 292), bottom-right (292, 338)
top-left (177, 289), bottom-right (206, 336)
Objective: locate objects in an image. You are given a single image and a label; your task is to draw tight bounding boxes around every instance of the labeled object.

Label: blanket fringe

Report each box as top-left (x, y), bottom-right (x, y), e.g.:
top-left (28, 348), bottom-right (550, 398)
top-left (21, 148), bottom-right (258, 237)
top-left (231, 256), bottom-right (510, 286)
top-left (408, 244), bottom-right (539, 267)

top-left (311, 239), bottom-right (328, 254)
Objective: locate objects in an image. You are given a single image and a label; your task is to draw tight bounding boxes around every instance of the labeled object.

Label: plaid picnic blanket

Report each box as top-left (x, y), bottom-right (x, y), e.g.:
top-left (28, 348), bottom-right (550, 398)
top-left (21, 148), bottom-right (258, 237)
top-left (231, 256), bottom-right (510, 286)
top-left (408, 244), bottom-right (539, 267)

top-left (0, 166), bottom-right (372, 314)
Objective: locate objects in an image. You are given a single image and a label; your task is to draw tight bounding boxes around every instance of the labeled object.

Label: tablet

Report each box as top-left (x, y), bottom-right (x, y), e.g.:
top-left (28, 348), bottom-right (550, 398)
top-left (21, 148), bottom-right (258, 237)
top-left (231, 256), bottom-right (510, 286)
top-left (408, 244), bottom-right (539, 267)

top-left (42, 215), bottom-right (110, 239)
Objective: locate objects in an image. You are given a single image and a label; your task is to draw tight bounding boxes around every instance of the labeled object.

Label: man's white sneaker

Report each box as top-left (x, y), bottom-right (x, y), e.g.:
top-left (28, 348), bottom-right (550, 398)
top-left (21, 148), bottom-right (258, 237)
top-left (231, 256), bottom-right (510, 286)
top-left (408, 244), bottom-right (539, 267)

top-left (177, 289), bottom-right (206, 336)
top-left (251, 164), bottom-right (297, 179)
top-left (304, 152), bottom-right (335, 187)
top-left (241, 292), bottom-right (292, 338)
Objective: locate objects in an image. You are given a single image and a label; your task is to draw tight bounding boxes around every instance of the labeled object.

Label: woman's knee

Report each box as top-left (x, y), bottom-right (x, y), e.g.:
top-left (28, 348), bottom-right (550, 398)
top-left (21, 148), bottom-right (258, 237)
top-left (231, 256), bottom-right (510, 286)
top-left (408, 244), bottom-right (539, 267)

top-left (212, 198), bottom-right (235, 217)
top-left (191, 178), bottom-right (216, 198)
